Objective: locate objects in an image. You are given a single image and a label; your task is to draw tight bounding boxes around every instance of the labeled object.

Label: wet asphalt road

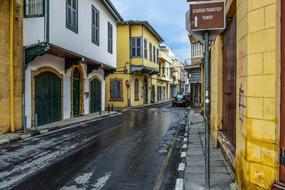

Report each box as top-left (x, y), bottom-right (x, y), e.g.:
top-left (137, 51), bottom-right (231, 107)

top-left (0, 103), bottom-right (185, 190)
top-left (60, 103), bottom-right (185, 190)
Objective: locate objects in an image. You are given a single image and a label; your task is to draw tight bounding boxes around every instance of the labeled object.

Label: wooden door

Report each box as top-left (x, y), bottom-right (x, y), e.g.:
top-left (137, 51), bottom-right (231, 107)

top-left (90, 78), bottom-right (101, 113)
top-left (151, 85), bottom-right (155, 103)
top-left (280, 0), bottom-right (285, 184)
top-left (73, 68), bottom-right (81, 116)
top-left (35, 72), bottom-right (62, 126)
top-left (143, 78), bottom-right (148, 104)
top-left (222, 17), bottom-right (237, 150)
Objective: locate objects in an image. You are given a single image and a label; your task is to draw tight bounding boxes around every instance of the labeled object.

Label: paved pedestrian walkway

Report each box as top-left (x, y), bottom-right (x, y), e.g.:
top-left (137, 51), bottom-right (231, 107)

top-left (184, 110), bottom-right (235, 190)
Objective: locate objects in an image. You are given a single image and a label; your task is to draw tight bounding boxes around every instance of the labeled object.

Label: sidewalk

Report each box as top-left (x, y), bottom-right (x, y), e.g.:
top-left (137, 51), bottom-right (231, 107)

top-left (0, 111), bottom-right (118, 145)
top-left (182, 110), bottom-right (235, 190)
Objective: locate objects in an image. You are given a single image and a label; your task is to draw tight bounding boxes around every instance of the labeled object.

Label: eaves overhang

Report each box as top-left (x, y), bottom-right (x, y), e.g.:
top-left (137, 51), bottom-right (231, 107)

top-left (121, 20), bottom-right (164, 42)
top-left (101, 0), bottom-right (124, 22)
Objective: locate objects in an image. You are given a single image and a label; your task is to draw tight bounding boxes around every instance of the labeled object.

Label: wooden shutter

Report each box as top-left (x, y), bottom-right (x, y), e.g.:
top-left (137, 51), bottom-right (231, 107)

top-left (110, 79), bottom-right (116, 99)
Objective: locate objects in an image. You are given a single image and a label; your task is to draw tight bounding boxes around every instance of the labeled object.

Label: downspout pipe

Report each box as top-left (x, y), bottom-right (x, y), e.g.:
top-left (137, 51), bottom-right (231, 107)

top-left (9, 0), bottom-right (15, 133)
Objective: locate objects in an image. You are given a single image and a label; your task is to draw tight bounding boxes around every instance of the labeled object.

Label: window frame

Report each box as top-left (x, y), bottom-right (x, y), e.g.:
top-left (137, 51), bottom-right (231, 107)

top-left (153, 46), bottom-right (156, 63)
top-left (144, 38), bottom-right (148, 60)
top-left (66, 0), bottom-right (78, 34)
top-left (149, 43), bottom-right (153, 62)
top-left (91, 5), bottom-right (100, 45)
top-left (156, 49), bottom-right (159, 64)
top-left (24, 0), bottom-right (45, 18)
top-left (107, 22), bottom-right (113, 54)
top-left (130, 37), bottom-right (142, 58)
top-left (110, 79), bottom-right (123, 101)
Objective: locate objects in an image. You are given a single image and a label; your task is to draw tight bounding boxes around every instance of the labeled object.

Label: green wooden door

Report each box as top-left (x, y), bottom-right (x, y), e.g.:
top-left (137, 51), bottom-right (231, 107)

top-left (35, 72), bottom-right (62, 126)
top-left (90, 79), bottom-right (101, 113)
top-left (73, 68), bottom-right (81, 116)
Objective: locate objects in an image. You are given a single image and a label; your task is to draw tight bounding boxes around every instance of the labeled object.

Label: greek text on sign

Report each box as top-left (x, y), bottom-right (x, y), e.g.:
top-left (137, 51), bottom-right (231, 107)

top-left (190, 1), bottom-right (225, 31)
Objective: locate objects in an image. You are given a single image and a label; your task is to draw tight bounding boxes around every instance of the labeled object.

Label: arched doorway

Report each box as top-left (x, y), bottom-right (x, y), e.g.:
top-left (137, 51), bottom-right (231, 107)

top-left (34, 70), bottom-right (62, 126)
top-left (72, 67), bottom-right (83, 116)
top-left (90, 78), bottom-right (101, 113)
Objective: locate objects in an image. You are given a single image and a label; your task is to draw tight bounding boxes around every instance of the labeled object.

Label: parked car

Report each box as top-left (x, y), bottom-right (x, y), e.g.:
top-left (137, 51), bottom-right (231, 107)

top-left (172, 94), bottom-right (190, 107)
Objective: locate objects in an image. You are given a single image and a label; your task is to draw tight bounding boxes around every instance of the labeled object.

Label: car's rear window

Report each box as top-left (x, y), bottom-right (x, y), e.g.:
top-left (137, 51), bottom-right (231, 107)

top-left (176, 95), bottom-right (183, 100)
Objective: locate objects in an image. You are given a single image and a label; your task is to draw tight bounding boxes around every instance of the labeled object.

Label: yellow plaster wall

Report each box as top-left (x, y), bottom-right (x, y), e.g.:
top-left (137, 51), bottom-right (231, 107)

top-left (110, 23), bottom-right (163, 109)
top-left (235, 0), bottom-right (279, 189)
top-left (105, 73), bottom-right (130, 108)
top-left (0, 1), bottom-right (23, 134)
top-left (117, 25), bottom-right (130, 69)
top-left (143, 27), bottom-right (160, 69)
top-left (130, 74), bottom-right (145, 106)
top-left (210, 35), bottom-right (223, 145)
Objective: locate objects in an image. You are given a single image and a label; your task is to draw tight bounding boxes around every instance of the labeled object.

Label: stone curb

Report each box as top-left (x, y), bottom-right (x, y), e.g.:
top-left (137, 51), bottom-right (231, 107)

top-left (0, 112), bottom-right (119, 146)
top-left (153, 109), bottom-right (190, 190)
top-left (174, 112), bottom-right (190, 190)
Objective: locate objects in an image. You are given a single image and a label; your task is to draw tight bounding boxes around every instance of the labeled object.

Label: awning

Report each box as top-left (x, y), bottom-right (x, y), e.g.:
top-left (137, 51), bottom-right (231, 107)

top-left (130, 65), bottom-right (159, 75)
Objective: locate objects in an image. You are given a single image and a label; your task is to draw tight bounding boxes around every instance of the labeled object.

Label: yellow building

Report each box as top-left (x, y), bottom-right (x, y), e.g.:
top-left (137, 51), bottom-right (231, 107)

top-left (0, 0), bottom-right (23, 134)
top-left (158, 47), bottom-right (173, 101)
top-left (106, 21), bottom-right (164, 108)
top-left (188, 0), bottom-right (284, 189)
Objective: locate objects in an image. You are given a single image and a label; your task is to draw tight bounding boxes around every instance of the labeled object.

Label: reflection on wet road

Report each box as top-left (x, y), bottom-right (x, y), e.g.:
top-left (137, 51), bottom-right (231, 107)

top-left (60, 104), bottom-right (185, 190)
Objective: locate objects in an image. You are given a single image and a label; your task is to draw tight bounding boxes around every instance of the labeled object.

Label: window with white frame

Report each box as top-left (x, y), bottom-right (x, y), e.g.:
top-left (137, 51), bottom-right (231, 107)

top-left (25, 0), bottom-right (44, 17)
top-left (191, 43), bottom-right (203, 58)
top-left (66, 0), bottom-right (78, 33)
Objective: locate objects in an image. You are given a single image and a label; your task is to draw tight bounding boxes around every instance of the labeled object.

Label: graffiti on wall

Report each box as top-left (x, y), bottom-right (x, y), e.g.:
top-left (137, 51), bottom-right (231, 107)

top-left (238, 84), bottom-right (246, 124)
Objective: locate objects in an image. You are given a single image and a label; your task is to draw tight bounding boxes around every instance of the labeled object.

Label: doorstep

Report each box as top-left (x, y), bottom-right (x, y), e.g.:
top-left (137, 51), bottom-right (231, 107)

top-left (0, 111), bottom-right (119, 145)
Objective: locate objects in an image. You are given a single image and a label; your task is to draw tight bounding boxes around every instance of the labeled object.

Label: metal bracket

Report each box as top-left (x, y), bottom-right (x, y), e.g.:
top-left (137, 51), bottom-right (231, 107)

top-left (65, 58), bottom-right (82, 72)
top-left (87, 64), bottom-right (101, 75)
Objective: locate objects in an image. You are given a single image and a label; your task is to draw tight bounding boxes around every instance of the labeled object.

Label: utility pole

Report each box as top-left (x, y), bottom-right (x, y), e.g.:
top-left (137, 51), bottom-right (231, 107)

top-left (187, 1), bottom-right (225, 189)
top-left (204, 31), bottom-right (210, 190)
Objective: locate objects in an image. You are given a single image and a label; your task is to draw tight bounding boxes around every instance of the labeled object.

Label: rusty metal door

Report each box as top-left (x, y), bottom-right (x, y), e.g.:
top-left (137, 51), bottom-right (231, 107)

top-left (222, 17), bottom-right (237, 150)
top-left (280, 0), bottom-right (285, 185)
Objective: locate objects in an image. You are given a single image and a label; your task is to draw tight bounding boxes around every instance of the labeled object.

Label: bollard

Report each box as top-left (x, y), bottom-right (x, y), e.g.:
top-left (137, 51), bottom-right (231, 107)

top-left (34, 114), bottom-right (38, 129)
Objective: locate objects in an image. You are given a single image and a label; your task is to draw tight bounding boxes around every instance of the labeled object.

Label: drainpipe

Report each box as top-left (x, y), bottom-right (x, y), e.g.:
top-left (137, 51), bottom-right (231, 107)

top-left (9, 0), bottom-right (15, 133)
top-left (46, 0), bottom-right (49, 43)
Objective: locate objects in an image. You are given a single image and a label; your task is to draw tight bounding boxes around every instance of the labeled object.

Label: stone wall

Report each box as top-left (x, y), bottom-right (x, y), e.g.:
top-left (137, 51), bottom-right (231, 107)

top-left (0, 0), bottom-right (23, 134)
top-left (235, 0), bottom-right (279, 189)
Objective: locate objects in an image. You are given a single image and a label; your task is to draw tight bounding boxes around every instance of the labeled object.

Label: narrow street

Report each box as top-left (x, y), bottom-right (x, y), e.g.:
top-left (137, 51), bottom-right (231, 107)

top-left (0, 103), bottom-right (185, 190)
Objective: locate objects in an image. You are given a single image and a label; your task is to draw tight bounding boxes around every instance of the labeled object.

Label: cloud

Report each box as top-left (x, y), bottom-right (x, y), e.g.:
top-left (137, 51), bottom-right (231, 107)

top-left (112, 0), bottom-right (191, 60)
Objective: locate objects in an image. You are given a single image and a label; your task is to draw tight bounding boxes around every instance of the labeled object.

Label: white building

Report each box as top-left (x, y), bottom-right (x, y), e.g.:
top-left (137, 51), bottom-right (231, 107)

top-left (23, 0), bottom-right (123, 128)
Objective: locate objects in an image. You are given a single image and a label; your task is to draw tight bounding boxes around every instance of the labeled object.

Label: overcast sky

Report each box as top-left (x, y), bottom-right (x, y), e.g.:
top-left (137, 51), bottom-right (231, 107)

top-left (112, 0), bottom-right (190, 61)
